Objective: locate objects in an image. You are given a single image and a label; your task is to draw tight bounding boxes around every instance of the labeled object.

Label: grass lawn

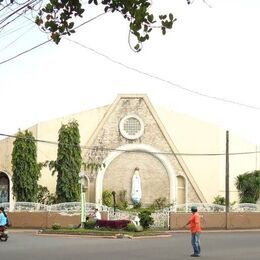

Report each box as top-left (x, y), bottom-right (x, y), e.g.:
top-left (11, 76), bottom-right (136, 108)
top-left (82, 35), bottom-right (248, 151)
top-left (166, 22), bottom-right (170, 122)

top-left (40, 228), bottom-right (171, 237)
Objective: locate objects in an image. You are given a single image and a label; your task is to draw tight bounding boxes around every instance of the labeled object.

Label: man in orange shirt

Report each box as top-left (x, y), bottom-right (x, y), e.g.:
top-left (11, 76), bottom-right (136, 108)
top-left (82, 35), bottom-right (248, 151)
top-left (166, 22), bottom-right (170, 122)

top-left (184, 205), bottom-right (202, 257)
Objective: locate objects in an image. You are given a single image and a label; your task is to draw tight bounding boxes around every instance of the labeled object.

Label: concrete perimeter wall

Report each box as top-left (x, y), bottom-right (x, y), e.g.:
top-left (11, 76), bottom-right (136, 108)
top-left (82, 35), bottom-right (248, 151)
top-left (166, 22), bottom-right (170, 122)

top-left (7, 212), bottom-right (260, 230)
top-left (8, 212), bottom-right (108, 229)
top-left (170, 212), bottom-right (260, 230)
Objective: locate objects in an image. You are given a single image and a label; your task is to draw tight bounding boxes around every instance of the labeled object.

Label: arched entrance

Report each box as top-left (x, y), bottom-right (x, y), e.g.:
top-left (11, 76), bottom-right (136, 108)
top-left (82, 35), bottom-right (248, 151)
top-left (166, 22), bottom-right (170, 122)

top-left (0, 171), bottom-right (10, 203)
top-left (95, 144), bottom-right (177, 204)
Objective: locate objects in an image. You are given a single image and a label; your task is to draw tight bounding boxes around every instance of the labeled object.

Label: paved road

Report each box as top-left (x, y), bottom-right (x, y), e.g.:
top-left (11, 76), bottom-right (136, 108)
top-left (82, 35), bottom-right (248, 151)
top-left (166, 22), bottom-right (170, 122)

top-left (0, 231), bottom-right (259, 260)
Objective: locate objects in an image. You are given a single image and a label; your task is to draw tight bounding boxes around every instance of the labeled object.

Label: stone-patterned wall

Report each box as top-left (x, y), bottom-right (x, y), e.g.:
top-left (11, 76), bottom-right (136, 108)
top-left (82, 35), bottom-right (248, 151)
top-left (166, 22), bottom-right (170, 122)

top-left (87, 97), bottom-right (201, 203)
top-left (103, 152), bottom-right (169, 205)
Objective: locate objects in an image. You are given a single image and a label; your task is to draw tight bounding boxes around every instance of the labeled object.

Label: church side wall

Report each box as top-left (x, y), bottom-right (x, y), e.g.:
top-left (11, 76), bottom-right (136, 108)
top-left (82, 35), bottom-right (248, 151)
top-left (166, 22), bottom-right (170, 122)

top-left (157, 108), bottom-right (260, 203)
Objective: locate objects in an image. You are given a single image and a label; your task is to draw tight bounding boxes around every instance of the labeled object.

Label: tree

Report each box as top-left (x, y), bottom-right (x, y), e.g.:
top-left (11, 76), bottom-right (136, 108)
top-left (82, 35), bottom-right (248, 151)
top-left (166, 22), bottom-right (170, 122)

top-left (49, 120), bottom-right (82, 203)
top-left (37, 185), bottom-right (56, 204)
top-left (35, 0), bottom-right (176, 51)
top-left (235, 171), bottom-right (260, 203)
top-left (11, 130), bottom-right (40, 202)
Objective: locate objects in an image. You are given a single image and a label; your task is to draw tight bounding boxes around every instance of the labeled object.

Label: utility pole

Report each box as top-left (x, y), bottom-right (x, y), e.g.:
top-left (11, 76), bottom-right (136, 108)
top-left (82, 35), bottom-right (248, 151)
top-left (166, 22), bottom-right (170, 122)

top-left (225, 130), bottom-right (230, 229)
top-left (79, 172), bottom-right (86, 228)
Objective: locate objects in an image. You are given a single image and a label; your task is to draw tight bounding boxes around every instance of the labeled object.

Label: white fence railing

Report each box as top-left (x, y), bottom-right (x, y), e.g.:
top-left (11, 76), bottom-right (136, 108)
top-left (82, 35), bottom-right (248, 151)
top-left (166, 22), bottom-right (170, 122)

top-left (0, 202), bottom-right (259, 213)
top-left (230, 203), bottom-right (260, 212)
top-left (151, 208), bottom-right (169, 229)
top-left (169, 203), bottom-right (226, 213)
top-left (0, 202), bottom-right (259, 228)
top-left (168, 203), bottom-right (260, 213)
top-left (0, 202), bottom-right (109, 213)
top-left (108, 208), bottom-right (138, 220)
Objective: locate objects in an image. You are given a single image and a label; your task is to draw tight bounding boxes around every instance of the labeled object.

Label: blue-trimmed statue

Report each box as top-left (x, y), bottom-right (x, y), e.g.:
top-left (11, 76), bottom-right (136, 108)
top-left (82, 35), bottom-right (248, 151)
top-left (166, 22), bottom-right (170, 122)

top-left (131, 167), bottom-right (142, 204)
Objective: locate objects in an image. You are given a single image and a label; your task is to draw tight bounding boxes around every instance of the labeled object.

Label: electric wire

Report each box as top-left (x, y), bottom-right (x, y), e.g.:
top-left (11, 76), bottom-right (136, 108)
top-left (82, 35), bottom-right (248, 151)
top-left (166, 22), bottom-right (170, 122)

top-left (0, 132), bottom-right (259, 157)
top-left (0, 24), bottom-right (35, 51)
top-left (0, 5), bottom-right (259, 110)
top-left (0, 19), bottom-right (32, 39)
top-left (0, 10), bottom-right (25, 31)
top-left (65, 38), bottom-right (260, 111)
top-left (0, 0), bottom-right (38, 27)
top-left (0, 12), bottom-right (107, 64)
top-left (0, 3), bottom-right (12, 12)
top-left (0, 38), bottom-right (51, 64)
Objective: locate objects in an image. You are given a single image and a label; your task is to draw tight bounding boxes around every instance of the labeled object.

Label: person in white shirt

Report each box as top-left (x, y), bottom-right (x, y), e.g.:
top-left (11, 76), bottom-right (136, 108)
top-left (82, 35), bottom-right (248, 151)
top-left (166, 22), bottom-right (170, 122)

top-left (86, 208), bottom-right (101, 221)
top-left (93, 208), bottom-right (101, 221)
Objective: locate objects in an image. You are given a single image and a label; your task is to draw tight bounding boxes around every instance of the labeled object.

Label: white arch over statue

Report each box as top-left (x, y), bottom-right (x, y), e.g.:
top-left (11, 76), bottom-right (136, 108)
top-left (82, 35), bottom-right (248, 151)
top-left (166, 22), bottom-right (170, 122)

top-left (95, 144), bottom-right (177, 204)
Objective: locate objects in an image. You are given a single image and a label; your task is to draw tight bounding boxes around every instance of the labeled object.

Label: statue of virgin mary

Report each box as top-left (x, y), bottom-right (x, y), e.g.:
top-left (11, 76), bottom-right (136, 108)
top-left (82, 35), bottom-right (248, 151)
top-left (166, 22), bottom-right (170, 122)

top-left (131, 167), bottom-right (142, 204)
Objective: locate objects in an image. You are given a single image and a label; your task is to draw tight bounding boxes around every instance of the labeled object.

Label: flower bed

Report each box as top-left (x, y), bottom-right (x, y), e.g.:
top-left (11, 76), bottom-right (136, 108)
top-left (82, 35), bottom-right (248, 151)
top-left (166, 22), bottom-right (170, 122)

top-left (96, 219), bottom-right (130, 229)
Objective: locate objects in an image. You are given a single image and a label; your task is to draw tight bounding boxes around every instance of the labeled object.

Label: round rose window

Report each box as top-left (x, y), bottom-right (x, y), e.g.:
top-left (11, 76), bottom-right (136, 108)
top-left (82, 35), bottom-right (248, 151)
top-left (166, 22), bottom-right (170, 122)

top-left (119, 114), bottom-right (144, 140)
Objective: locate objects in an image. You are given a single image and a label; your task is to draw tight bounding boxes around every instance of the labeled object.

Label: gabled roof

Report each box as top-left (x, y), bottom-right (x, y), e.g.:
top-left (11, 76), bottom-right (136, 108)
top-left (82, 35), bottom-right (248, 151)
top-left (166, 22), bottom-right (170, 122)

top-left (86, 94), bottom-right (206, 202)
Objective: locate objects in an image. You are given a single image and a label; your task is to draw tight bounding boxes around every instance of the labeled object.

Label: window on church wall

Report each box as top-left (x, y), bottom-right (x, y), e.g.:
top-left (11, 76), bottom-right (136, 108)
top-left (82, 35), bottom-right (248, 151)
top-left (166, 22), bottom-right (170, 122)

top-left (119, 114), bottom-right (144, 140)
top-left (177, 175), bottom-right (186, 205)
top-left (124, 118), bottom-right (141, 135)
top-left (0, 172), bottom-right (9, 203)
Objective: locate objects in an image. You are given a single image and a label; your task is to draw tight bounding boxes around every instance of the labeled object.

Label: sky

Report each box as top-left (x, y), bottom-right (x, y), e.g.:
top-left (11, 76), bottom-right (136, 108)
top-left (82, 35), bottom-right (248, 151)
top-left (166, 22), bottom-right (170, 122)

top-left (1, 0), bottom-right (260, 144)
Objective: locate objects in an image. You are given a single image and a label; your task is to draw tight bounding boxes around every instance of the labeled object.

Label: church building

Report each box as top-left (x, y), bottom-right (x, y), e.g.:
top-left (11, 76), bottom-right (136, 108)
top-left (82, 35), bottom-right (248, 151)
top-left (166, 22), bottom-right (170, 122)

top-left (0, 94), bottom-right (259, 206)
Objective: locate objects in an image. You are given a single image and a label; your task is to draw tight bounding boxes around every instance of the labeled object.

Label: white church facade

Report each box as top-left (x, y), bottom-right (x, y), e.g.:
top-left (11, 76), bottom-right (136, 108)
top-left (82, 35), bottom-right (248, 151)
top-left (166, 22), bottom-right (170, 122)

top-left (1, 94), bottom-right (259, 206)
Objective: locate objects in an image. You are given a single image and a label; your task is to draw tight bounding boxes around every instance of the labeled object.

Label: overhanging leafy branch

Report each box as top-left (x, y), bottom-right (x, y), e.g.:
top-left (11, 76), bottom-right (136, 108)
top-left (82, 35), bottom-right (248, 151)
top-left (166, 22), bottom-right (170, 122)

top-left (35, 0), bottom-right (176, 51)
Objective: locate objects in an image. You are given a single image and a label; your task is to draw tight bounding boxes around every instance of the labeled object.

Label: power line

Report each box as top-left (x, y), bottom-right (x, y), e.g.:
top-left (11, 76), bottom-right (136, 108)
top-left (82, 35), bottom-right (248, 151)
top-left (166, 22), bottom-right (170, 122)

top-left (0, 19), bottom-right (32, 39)
top-left (0, 38), bottom-right (50, 65)
top-left (0, 7), bottom-right (259, 110)
top-left (0, 0), bottom-right (39, 30)
top-left (65, 38), bottom-right (260, 111)
top-left (0, 24), bottom-right (35, 51)
top-left (1, 132), bottom-right (260, 157)
top-left (0, 12), bottom-right (107, 65)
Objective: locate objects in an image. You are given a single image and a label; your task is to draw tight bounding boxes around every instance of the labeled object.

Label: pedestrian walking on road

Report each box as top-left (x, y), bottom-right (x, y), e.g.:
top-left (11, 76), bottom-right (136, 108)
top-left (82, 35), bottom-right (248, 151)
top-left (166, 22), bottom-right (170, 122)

top-left (184, 205), bottom-right (202, 257)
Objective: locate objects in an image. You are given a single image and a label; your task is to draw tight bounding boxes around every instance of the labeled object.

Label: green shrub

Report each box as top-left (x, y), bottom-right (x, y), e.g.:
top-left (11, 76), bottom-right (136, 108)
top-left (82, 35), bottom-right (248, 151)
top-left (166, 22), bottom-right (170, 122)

top-left (116, 190), bottom-right (128, 210)
top-left (68, 224), bottom-right (77, 229)
top-left (235, 171), bottom-right (260, 203)
top-left (84, 220), bottom-right (96, 229)
top-left (135, 225), bottom-right (144, 232)
top-left (98, 227), bottom-right (113, 231)
top-left (102, 190), bottom-right (113, 207)
top-left (213, 195), bottom-right (225, 205)
top-left (133, 202), bottom-right (142, 209)
top-left (37, 185), bottom-right (57, 205)
top-left (151, 197), bottom-right (168, 210)
top-left (52, 223), bottom-right (61, 230)
top-left (138, 210), bottom-right (154, 229)
top-left (116, 201), bottom-right (128, 210)
top-left (125, 223), bottom-right (137, 232)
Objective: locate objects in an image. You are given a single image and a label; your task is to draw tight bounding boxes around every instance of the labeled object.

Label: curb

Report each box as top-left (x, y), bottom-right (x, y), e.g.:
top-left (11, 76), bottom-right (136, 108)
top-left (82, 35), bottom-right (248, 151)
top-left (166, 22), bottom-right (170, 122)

top-left (170, 229), bottom-right (260, 233)
top-left (36, 233), bottom-right (117, 239)
top-left (35, 231), bottom-right (172, 239)
top-left (131, 234), bottom-right (172, 239)
top-left (8, 229), bottom-right (260, 237)
top-left (9, 229), bottom-right (39, 234)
